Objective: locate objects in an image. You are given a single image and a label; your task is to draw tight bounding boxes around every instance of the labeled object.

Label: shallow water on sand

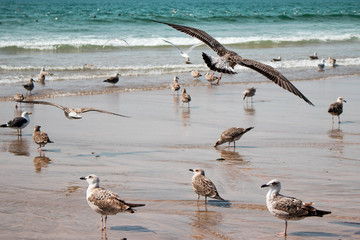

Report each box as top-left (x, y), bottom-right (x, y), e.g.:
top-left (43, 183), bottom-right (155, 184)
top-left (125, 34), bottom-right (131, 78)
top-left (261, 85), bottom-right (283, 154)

top-left (0, 76), bottom-right (359, 239)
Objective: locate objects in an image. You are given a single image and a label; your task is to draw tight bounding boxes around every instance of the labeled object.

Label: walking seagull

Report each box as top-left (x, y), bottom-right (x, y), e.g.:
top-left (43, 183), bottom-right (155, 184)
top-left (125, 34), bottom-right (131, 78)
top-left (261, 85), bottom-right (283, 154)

top-left (261, 179), bottom-right (331, 236)
top-left (328, 97), bottom-right (346, 124)
top-left (189, 168), bottom-right (225, 204)
top-left (214, 127), bottom-right (254, 148)
top-left (32, 125), bottom-right (53, 150)
top-left (153, 20), bottom-right (314, 106)
top-left (0, 111), bottom-right (32, 136)
top-left (171, 76), bottom-right (181, 93)
top-left (80, 174), bottom-right (145, 230)
top-left (22, 100), bottom-right (129, 120)
top-left (181, 88), bottom-right (191, 107)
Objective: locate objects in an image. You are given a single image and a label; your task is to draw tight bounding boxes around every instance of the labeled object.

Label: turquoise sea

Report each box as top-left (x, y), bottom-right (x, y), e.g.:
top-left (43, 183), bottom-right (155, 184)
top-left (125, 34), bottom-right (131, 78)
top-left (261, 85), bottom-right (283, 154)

top-left (0, 0), bottom-right (359, 98)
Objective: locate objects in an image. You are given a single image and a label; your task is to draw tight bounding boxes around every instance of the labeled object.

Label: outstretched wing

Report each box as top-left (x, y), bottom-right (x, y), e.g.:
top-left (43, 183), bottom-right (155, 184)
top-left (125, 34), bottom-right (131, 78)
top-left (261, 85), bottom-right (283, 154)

top-left (22, 100), bottom-right (66, 110)
top-left (153, 20), bottom-right (228, 57)
top-left (238, 58), bottom-right (314, 106)
top-left (80, 108), bottom-right (130, 118)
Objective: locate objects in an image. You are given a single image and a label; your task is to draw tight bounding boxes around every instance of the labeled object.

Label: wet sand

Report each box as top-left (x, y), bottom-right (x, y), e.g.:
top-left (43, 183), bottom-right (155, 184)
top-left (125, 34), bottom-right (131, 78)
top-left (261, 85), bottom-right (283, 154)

top-left (0, 75), bottom-right (359, 239)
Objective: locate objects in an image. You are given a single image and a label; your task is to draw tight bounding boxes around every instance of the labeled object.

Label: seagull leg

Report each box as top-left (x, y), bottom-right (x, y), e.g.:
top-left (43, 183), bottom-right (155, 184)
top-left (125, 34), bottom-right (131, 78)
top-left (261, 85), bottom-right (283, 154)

top-left (197, 194), bottom-right (200, 204)
top-left (216, 73), bottom-right (223, 85)
top-left (205, 196), bottom-right (207, 204)
top-left (104, 215), bottom-right (107, 230)
top-left (278, 220), bottom-right (288, 236)
top-left (338, 116), bottom-right (340, 124)
top-left (101, 216), bottom-right (104, 230)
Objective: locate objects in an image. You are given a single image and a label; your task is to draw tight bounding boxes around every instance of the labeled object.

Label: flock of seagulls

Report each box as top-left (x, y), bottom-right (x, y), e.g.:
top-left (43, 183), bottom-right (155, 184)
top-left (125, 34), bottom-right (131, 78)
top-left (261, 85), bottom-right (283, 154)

top-left (2, 20), bottom-right (345, 236)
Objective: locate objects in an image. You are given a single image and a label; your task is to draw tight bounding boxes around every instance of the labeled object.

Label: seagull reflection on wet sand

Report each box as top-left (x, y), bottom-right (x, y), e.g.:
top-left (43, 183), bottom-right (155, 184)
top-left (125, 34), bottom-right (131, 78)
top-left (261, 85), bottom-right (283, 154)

top-left (181, 107), bottom-right (191, 127)
top-left (5, 138), bottom-right (30, 156)
top-left (191, 206), bottom-right (227, 239)
top-left (33, 154), bottom-right (52, 173)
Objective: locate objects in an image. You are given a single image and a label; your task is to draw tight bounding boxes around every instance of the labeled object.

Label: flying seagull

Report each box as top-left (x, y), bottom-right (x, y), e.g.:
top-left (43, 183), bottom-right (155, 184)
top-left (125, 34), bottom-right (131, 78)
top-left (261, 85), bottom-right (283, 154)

top-left (21, 100), bottom-right (129, 120)
top-left (153, 20), bottom-right (314, 106)
top-left (189, 168), bottom-right (225, 204)
top-left (163, 39), bottom-right (202, 64)
top-left (80, 174), bottom-right (145, 230)
top-left (0, 111), bottom-right (32, 136)
top-left (261, 179), bottom-right (331, 236)
top-left (102, 38), bottom-right (129, 48)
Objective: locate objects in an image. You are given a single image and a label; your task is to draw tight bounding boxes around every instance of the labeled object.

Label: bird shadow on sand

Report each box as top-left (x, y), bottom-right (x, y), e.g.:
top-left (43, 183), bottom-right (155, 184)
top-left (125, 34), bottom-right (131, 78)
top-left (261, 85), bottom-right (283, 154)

top-left (339, 121), bottom-right (356, 125)
top-left (290, 231), bottom-right (342, 237)
top-left (206, 200), bottom-right (232, 208)
top-left (110, 225), bottom-right (156, 233)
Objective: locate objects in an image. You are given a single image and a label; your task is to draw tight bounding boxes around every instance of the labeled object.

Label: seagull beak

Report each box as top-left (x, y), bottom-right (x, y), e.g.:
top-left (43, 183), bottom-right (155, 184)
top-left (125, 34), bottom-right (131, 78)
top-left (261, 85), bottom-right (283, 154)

top-left (261, 184), bottom-right (269, 188)
top-left (80, 177), bottom-right (86, 180)
top-left (29, 112), bottom-right (32, 114)
top-left (189, 169), bottom-right (194, 172)
top-left (344, 100), bottom-right (347, 103)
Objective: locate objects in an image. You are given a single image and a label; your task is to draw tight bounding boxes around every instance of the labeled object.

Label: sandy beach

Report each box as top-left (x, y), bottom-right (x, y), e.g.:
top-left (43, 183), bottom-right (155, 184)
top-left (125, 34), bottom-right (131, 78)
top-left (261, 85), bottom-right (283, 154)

top-left (0, 74), bottom-right (359, 239)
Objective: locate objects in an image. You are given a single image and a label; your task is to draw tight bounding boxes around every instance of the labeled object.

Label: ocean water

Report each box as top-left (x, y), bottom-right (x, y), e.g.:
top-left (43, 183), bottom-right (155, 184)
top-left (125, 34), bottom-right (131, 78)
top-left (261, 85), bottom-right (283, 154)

top-left (0, 0), bottom-right (359, 98)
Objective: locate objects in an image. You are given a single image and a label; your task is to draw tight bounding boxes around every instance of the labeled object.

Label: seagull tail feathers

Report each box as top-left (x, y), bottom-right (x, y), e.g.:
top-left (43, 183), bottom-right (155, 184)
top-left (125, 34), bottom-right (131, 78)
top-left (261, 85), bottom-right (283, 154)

top-left (0, 124), bottom-right (8, 128)
top-left (244, 127), bottom-right (254, 133)
top-left (315, 209), bottom-right (331, 217)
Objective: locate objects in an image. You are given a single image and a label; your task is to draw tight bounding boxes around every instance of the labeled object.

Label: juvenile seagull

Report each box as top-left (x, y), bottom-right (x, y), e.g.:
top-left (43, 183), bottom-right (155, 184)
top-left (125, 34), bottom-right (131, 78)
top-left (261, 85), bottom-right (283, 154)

top-left (171, 76), bottom-right (181, 93)
top-left (38, 67), bottom-right (52, 82)
top-left (13, 93), bottom-right (25, 109)
top-left (22, 100), bottom-right (129, 120)
top-left (191, 70), bottom-right (202, 78)
top-left (205, 72), bottom-right (221, 85)
top-left (32, 125), bottom-right (53, 150)
top-left (328, 56), bottom-right (336, 67)
top-left (163, 39), bottom-right (202, 64)
top-left (261, 179), bottom-right (331, 236)
top-left (154, 21), bottom-right (314, 106)
top-left (189, 168), bottom-right (225, 204)
top-left (181, 88), bottom-right (191, 107)
top-left (214, 127), bottom-right (254, 148)
top-left (0, 111), bottom-right (32, 136)
top-left (309, 52), bottom-right (318, 60)
top-left (23, 78), bottom-right (35, 95)
top-left (103, 73), bottom-right (120, 85)
top-left (243, 87), bottom-right (256, 102)
top-left (80, 174), bottom-right (145, 230)
top-left (328, 97), bottom-right (346, 124)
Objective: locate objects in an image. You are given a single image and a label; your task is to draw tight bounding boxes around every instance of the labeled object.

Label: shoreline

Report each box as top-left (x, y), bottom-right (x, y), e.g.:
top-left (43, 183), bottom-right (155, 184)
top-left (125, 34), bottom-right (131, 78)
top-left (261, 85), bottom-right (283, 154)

top-left (0, 75), bottom-right (359, 239)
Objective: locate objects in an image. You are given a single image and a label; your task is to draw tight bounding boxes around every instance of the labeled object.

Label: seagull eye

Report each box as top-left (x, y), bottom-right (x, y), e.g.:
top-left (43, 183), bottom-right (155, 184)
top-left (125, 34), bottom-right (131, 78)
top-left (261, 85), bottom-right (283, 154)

top-left (88, 176), bottom-right (92, 179)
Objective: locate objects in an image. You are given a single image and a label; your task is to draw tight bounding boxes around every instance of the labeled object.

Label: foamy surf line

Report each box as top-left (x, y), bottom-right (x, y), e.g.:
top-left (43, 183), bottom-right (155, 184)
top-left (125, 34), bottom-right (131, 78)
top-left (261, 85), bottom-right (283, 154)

top-left (0, 34), bottom-right (359, 50)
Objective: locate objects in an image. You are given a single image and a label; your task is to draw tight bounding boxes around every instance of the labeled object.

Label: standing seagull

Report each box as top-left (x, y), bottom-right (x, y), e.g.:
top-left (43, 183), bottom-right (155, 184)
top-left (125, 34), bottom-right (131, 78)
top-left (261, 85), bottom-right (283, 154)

top-left (261, 179), bottom-right (331, 236)
top-left (181, 88), bottom-right (191, 107)
top-left (38, 67), bottom-right (52, 83)
top-left (154, 20), bottom-right (314, 106)
top-left (214, 127), bottom-right (254, 148)
top-left (328, 56), bottom-right (336, 67)
top-left (13, 93), bottom-right (25, 109)
top-left (318, 59), bottom-right (325, 71)
top-left (171, 76), bottom-right (181, 93)
top-left (191, 70), bottom-right (202, 78)
top-left (328, 97), bottom-right (346, 124)
top-left (189, 168), bottom-right (225, 204)
top-left (0, 111), bottom-right (32, 136)
top-left (309, 52), bottom-right (318, 60)
top-left (103, 73), bottom-right (120, 85)
top-left (80, 174), bottom-right (145, 230)
top-left (243, 87), bottom-right (256, 102)
top-left (23, 78), bottom-right (35, 95)
top-left (205, 72), bottom-right (221, 85)
top-left (32, 125), bottom-right (53, 150)
top-left (21, 100), bottom-right (129, 120)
